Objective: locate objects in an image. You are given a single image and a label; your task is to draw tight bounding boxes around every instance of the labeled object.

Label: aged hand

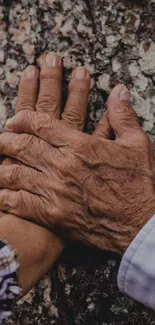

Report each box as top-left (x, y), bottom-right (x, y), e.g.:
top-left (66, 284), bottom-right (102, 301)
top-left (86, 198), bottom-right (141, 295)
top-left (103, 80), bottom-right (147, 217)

top-left (0, 64), bottom-right (155, 254)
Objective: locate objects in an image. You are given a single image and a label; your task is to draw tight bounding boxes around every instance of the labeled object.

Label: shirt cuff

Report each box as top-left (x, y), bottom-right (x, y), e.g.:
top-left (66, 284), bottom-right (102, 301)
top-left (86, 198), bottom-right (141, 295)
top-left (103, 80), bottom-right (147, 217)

top-left (117, 214), bottom-right (155, 310)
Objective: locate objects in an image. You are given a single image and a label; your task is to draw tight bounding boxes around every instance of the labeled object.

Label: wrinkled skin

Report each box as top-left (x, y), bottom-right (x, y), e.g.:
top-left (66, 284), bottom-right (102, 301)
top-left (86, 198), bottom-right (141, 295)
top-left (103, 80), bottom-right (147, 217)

top-left (0, 56), bottom-right (155, 255)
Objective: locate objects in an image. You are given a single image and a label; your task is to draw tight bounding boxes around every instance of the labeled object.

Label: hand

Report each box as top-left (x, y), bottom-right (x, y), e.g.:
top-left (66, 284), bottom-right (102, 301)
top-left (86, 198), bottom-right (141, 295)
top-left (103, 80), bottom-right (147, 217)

top-left (0, 54), bottom-right (68, 294)
top-left (1, 75), bottom-right (155, 254)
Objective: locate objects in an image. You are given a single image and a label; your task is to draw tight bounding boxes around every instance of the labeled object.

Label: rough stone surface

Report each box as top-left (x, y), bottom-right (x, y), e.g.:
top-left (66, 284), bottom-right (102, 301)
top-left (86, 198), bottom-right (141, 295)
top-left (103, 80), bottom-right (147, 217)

top-left (0, 0), bottom-right (155, 324)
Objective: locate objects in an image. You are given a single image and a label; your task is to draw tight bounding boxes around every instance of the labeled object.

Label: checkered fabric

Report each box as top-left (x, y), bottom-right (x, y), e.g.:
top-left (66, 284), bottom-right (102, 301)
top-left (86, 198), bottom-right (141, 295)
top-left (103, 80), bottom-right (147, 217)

top-left (0, 241), bottom-right (21, 325)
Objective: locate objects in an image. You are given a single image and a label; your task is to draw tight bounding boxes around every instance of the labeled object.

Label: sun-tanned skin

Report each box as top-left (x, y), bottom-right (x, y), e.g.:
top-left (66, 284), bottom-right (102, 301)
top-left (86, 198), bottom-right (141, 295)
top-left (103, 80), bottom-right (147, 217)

top-left (1, 53), bottom-right (155, 256)
top-left (0, 52), bottom-right (91, 295)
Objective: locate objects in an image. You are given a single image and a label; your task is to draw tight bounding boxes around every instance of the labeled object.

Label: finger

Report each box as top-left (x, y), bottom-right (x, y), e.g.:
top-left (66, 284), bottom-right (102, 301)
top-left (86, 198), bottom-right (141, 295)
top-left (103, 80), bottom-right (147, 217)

top-left (0, 189), bottom-right (45, 225)
top-left (62, 67), bottom-right (90, 130)
top-left (16, 66), bottom-right (39, 113)
top-left (0, 132), bottom-right (53, 171)
top-left (36, 52), bottom-right (62, 118)
top-left (107, 84), bottom-right (141, 138)
top-left (3, 67), bottom-right (38, 167)
top-left (5, 110), bottom-right (74, 147)
top-left (0, 164), bottom-right (44, 195)
top-left (93, 111), bottom-right (111, 139)
top-left (2, 158), bottom-right (18, 165)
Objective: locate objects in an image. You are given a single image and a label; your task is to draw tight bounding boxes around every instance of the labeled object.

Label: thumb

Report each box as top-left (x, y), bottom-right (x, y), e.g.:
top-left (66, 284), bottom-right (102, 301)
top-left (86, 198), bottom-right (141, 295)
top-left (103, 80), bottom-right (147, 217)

top-left (107, 84), bottom-right (140, 138)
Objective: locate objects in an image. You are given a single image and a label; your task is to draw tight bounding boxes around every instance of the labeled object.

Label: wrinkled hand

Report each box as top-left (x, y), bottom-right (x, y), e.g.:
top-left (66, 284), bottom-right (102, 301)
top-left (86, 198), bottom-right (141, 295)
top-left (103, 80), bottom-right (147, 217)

top-left (1, 64), bottom-right (155, 254)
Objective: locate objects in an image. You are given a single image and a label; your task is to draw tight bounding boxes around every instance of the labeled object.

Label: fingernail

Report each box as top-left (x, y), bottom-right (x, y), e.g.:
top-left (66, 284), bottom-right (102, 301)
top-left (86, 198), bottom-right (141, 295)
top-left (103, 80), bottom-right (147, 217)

top-left (46, 53), bottom-right (61, 67)
top-left (5, 117), bottom-right (14, 129)
top-left (119, 86), bottom-right (130, 101)
top-left (24, 66), bottom-right (38, 79)
top-left (73, 67), bottom-right (88, 80)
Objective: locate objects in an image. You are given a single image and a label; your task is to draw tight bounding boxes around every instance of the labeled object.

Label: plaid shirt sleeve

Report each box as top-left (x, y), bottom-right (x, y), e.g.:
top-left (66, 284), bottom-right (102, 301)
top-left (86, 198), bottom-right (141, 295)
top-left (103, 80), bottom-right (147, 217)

top-left (0, 241), bottom-right (21, 325)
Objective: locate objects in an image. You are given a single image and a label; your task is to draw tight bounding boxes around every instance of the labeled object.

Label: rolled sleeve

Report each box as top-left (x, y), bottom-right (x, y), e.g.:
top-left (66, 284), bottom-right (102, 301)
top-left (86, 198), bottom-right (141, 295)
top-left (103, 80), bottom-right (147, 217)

top-left (118, 214), bottom-right (155, 310)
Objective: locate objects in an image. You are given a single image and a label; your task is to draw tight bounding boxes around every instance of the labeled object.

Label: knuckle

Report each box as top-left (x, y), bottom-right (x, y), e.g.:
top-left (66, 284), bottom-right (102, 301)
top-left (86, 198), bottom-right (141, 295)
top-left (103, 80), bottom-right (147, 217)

top-left (34, 113), bottom-right (51, 133)
top-left (18, 109), bottom-right (29, 121)
top-left (18, 190), bottom-right (24, 202)
top-left (63, 109), bottom-right (84, 128)
top-left (10, 191), bottom-right (23, 210)
top-left (15, 110), bottom-right (32, 131)
top-left (0, 133), bottom-right (9, 151)
top-left (115, 103), bottom-right (138, 123)
top-left (8, 165), bottom-right (20, 186)
top-left (75, 88), bottom-right (87, 95)
top-left (1, 190), bottom-right (10, 210)
top-left (40, 72), bottom-right (61, 84)
top-left (16, 134), bottom-right (34, 153)
top-left (0, 133), bottom-right (18, 155)
top-left (75, 133), bottom-right (90, 153)
top-left (16, 104), bottom-right (34, 112)
top-left (11, 190), bottom-right (25, 211)
top-left (69, 82), bottom-right (88, 95)
top-left (119, 106), bottom-right (136, 121)
top-left (115, 104), bottom-right (128, 114)
top-left (37, 93), bottom-right (57, 109)
top-left (7, 191), bottom-right (19, 210)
